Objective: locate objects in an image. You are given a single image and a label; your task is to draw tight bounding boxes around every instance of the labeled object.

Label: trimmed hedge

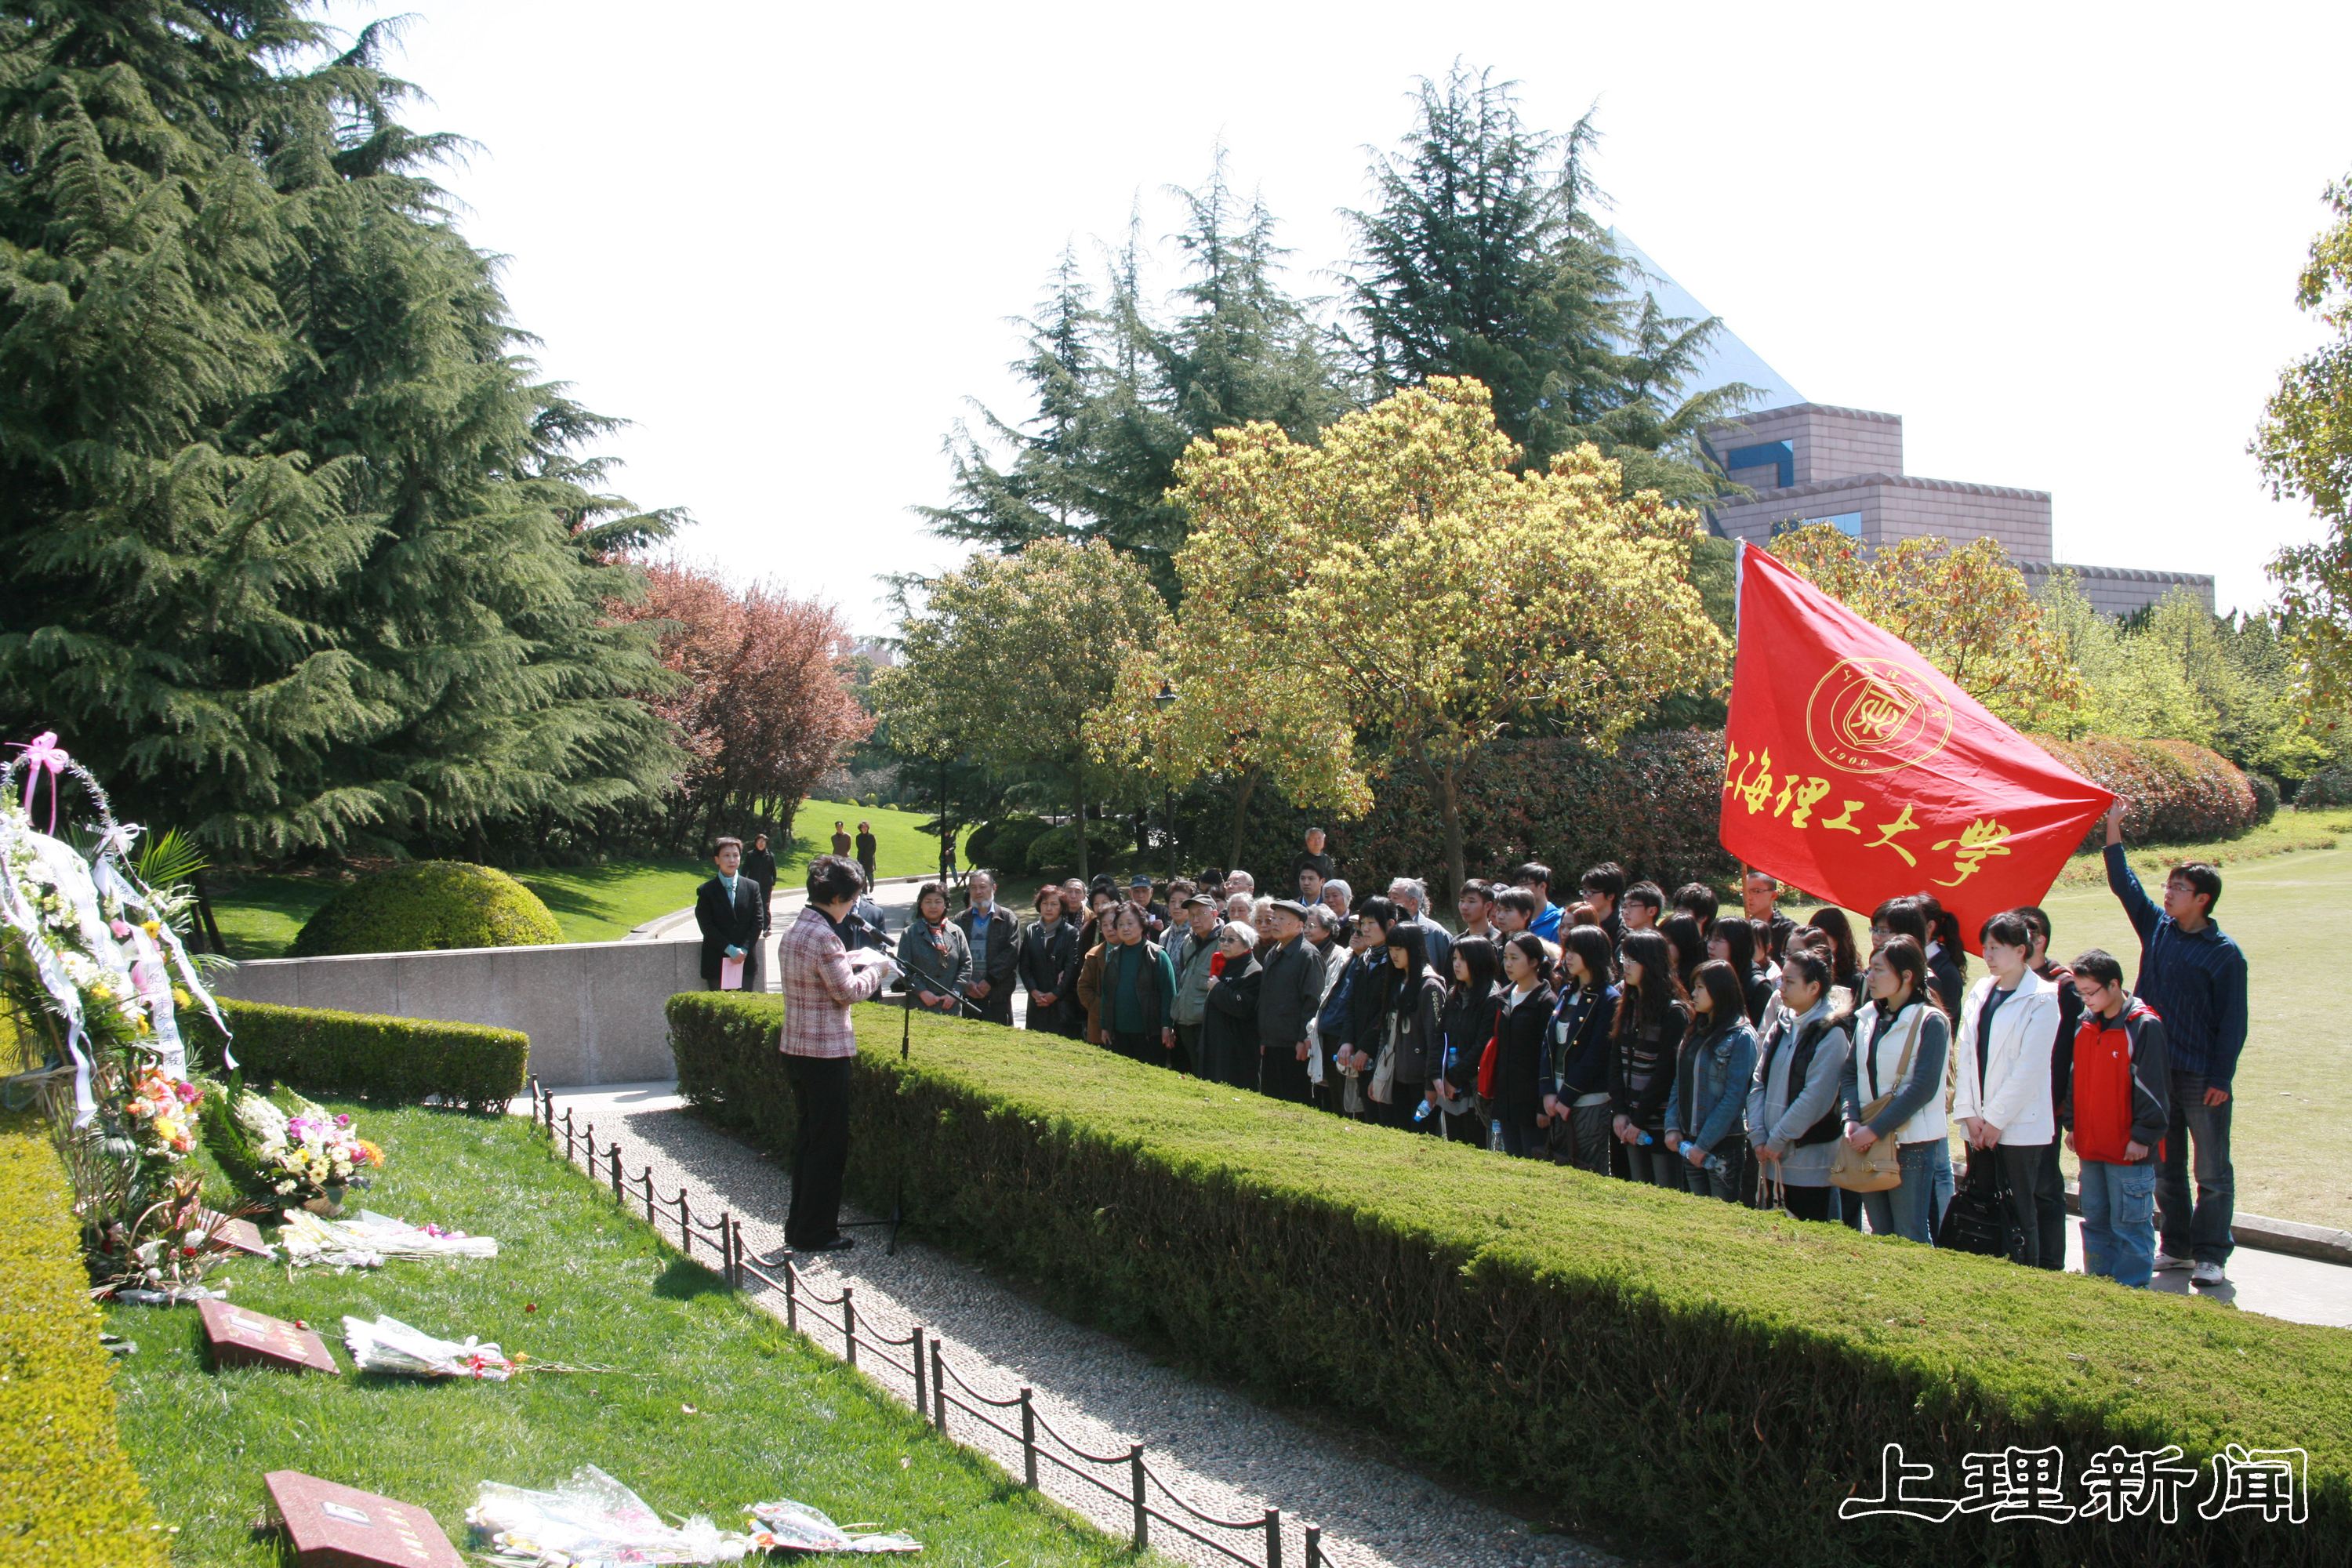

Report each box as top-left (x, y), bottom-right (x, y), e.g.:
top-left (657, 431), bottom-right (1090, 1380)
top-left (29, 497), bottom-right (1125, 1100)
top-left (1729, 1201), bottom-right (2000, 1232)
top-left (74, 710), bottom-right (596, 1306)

top-left (2298, 767), bottom-right (2352, 808)
top-left (2032, 735), bottom-right (2259, 851)
top-left (206, 998), bottom-right (527, 1114)
top-left (673, 995), bottom-right (2350, 1568)
top-left (1338, 729), bottom-right (1737, 895)
top-left (0, 1112), bottom-right (169, 1567)
top-left (289, 860), bottom-right (563, 957)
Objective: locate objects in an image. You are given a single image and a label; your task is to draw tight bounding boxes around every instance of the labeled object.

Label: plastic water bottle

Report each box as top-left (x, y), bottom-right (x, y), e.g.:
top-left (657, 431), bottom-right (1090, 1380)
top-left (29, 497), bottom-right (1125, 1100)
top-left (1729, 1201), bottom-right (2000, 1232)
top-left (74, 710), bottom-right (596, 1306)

top-left (1414, 1098), bottom-right (1435, 1123)
top-left (1635, 1131), bottom-right (1653, 1146)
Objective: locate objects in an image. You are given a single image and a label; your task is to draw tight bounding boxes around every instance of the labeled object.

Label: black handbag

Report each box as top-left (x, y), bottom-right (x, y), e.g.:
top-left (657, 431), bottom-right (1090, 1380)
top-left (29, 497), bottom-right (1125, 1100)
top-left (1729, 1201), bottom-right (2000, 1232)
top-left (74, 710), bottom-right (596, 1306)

top-left (1940, 1151), bottom-right (2010, 1257)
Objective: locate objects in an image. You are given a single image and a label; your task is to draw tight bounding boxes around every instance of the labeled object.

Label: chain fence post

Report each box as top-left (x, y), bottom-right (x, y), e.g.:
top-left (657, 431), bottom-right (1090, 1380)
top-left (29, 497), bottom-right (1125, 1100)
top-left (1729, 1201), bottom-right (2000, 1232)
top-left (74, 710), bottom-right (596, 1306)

top-left (677, 1188), bottom-right (693, 1256)
top-left (720, 1211), bottom-right (735, 1287)
top-left (784, 1254), bottom-right (797, 1330)
top-left (1265, 1508), bottom-right (1282, 1568)
top-left (1019, 1388), bottom-right (1036, 1488)
top-left (910, 1327), bottom-right (927, 1415)
top-left (642, 1169), bottom-right (656, 1223)
top-left (1305, 1523), bottom-right (1322, 1568)
top-left (930, 1340), bottom-right (946, 1432)
top-left (608, 1142), bottom-right (622, 1201)
top-left (843, 1287), bottom-right (858, 1368)
top-left (1128, 1444), bottom-right (1146, 1552)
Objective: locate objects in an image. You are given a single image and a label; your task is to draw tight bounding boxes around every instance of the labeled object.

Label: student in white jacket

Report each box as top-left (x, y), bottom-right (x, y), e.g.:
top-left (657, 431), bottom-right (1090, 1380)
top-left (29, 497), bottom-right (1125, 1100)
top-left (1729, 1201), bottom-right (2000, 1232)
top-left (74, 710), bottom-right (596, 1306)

top-left (1950, 910), bottom-right (2062, 1268)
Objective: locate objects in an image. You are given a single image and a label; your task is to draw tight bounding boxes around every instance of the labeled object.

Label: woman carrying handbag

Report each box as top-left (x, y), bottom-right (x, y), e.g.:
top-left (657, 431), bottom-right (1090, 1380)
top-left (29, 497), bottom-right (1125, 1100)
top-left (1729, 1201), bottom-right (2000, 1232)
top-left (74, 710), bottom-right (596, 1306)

top-left (1836, 935), bottom-right (1952, 1243)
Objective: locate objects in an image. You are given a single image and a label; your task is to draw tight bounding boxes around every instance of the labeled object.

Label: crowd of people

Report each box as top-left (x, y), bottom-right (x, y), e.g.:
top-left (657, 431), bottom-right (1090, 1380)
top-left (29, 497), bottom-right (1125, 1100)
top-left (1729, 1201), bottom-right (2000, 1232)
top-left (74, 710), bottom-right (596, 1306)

top-left (781, 811), bottom-right (2247, 1288)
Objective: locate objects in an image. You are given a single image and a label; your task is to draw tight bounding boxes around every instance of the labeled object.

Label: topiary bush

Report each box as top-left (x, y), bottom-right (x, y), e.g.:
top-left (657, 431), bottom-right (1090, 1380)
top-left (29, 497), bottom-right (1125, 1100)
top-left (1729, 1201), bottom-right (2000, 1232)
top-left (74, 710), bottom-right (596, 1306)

top-left (2249, 771), bottom-right (2281, 826)
top-left (288, 861), bottom-right (563, 956)
top-left (0, 1112), bottom-right (170, 1567)
top-left (2298, 767), bottom-right (2352, 808)
top-left (672, 996), bottom-right (2352, 1568)
top-left (202, 999), bottom-right (528, 1115)
top-left (2031, 735), bottom-right (2260, 851)
top-left (1025, 818), bottom-right (1128, 874)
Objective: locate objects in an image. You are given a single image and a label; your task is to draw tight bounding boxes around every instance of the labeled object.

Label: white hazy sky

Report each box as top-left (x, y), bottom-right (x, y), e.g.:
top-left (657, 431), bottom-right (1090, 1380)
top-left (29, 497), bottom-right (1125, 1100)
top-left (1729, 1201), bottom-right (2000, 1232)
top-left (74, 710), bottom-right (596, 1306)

top-left (333, 0), bottom-right (2350, 633)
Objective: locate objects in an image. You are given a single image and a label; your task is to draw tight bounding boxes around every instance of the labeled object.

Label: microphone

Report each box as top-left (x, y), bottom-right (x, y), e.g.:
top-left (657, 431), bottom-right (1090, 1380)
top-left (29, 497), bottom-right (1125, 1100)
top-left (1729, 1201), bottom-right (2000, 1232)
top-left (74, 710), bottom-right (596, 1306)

top-left (840, 909), bottom-right (897, 956)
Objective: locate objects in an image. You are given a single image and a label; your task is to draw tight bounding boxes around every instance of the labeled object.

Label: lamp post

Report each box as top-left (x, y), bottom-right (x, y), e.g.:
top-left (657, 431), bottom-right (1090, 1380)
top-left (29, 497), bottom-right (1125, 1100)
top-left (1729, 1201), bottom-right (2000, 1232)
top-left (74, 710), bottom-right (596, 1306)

top-left (1152, 680), bottom-right (1178, 881)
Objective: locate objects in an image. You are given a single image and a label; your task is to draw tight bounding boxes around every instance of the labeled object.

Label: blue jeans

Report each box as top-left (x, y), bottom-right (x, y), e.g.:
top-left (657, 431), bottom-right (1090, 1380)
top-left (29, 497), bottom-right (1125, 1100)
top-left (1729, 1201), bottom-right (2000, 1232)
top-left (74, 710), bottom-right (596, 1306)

top-left (2080, 1159), bottom-right (2158, 1287)
top-left (2159, 1071), bottom-right (2234, 1265)
top-left (1860, 1138), bottom-right (1952, 1244)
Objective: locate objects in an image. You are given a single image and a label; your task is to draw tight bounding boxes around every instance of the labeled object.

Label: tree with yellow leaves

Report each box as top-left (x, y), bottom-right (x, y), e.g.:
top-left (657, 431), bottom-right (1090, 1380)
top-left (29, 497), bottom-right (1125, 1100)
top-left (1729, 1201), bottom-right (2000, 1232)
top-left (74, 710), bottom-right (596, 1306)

top-left (1126, 377), bottom-right (1727, 897)
top-left (1767, 524), bottom-right (2085, 729)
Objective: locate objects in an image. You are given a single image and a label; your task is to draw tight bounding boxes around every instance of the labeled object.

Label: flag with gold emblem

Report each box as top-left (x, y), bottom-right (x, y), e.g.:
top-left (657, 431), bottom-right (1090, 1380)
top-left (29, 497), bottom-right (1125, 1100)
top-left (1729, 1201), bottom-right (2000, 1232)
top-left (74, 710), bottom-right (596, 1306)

top-left (1720, 543), bottom-right (2113, 954)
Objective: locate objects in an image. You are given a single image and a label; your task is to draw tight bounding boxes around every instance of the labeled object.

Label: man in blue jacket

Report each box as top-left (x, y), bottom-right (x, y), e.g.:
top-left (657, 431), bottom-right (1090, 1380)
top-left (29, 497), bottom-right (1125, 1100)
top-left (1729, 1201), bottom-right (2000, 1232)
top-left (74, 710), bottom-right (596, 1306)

top-left (2103, 801), bottom-right (2249, 1287)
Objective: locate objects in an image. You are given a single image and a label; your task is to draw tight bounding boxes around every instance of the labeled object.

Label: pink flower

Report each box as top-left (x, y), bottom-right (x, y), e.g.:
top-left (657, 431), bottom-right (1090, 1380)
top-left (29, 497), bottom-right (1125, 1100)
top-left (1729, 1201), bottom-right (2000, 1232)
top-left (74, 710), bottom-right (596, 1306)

top-left (336, 1115), bottom-right (351, 1127)
top-left (175, 1081), bottom-right (201, 1104)
top-left (110, 919), bottom-right (132, 938)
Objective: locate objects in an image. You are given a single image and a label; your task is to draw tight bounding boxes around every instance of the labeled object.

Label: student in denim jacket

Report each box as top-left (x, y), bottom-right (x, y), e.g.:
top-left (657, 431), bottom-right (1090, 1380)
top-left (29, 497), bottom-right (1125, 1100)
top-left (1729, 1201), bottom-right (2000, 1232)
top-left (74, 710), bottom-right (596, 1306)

top-left (1664, 960), bottom-right (1757, 1202)
top-left (1539, 924), bottom-right (1619, 1176)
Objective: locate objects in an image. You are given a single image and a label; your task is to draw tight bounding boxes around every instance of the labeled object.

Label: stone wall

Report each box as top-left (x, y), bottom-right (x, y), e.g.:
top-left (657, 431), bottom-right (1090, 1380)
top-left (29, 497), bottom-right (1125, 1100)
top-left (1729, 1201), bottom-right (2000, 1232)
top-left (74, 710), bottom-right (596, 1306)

top-left (214, 937), bottom-right (712, 1087)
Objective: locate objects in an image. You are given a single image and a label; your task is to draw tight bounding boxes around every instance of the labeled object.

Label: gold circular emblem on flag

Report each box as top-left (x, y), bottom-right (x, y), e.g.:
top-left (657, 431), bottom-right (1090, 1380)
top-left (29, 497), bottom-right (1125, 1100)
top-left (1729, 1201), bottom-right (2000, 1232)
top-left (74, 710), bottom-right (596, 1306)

top-left (1806, 656), bottom-right (1955, 775)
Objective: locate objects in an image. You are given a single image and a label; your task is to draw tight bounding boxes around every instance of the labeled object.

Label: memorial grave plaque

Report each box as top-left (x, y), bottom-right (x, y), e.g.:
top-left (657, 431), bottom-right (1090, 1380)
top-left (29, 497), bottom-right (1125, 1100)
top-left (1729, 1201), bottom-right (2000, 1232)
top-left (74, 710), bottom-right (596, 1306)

top-left (265, 1471), bottom-right (465, 1568)
top-left (198, 1298), bottom-right (339, 1374)
top-left (197, 1208), bottom-right (272, 1258)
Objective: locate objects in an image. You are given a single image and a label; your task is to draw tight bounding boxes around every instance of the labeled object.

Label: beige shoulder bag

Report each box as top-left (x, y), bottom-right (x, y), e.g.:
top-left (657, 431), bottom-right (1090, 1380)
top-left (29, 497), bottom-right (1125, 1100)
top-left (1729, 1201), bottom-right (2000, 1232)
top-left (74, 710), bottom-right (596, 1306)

top-left (1831, 1007), bottom-right (1922, 1194)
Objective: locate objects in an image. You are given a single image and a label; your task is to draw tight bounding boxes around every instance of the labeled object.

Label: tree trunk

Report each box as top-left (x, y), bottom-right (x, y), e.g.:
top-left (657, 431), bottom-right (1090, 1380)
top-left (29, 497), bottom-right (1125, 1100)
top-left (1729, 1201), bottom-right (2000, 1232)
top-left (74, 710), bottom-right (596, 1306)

top-left (1414, 749), bottom-right (1466, 904)
top-left (1070, 765), bottom-right (1091, 886)
top-left (1225, 766), bottom-right (1262, 873)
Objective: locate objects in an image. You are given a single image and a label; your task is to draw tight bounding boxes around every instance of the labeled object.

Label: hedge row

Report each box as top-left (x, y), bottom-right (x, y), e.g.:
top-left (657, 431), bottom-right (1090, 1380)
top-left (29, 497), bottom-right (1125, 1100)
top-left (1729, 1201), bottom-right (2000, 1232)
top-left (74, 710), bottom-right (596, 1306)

top-left (672, 994), bottom-right (2349, 1568)
top-left (205, 998), bottom-right (528, 1114)
top-left (1334, 728), bottom-right (1739, 895)
top-left (0, 1112), bottom-right (169, 1567)
top-left (2032, 735), bottom-right (2261, 851)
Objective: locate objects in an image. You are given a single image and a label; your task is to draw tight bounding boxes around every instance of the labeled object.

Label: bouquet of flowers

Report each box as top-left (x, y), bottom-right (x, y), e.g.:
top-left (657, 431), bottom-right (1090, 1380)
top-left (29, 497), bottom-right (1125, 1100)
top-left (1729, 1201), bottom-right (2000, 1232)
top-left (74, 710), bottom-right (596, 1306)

top-left (122, 1065), bottom-right (201, 1159)
top-left (202, 1083), bottom-right (382, 1208)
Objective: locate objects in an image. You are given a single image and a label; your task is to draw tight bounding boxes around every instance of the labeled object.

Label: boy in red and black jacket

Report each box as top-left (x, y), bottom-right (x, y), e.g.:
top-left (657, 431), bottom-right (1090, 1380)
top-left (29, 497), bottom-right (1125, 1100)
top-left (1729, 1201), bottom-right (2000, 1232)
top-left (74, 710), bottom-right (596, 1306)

top-left (2060, 949), bottom-right (2171, 1288)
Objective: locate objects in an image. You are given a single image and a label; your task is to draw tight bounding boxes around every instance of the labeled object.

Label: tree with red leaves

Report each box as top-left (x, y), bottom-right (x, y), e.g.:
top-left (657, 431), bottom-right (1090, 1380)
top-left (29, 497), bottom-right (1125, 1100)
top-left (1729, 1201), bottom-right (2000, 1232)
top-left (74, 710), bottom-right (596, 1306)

top-left (616, 564), bottom-right (872, 850)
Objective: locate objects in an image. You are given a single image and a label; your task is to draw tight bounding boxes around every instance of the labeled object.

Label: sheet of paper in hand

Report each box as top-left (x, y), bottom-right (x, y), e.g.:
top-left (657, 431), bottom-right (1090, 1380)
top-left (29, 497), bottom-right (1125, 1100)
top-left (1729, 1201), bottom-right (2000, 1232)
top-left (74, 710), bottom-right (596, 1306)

top-left (266, 1469), bottom-right (465, 1567)
top-left (198, 1298), bottom-right (339, 1374)
top-left (721, 953), bottom-right (744, 990)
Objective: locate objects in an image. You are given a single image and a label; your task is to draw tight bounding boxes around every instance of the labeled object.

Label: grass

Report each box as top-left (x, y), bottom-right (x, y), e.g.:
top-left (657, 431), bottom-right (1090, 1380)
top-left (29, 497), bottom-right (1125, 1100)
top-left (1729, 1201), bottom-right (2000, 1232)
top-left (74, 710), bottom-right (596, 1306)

top-left (205, 800), bottom-right (973, 956)
top-left (102, 1103), bottom-right (1132, 1568)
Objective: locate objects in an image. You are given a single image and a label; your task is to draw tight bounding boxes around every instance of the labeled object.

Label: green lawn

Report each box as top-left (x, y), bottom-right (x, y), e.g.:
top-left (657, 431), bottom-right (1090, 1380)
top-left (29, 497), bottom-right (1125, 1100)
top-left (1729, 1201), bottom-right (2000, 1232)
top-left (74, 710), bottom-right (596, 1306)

top-left (205, 800), bottom-right (972, 956)
top-left (105, 1102), bottom-right (1128, 1567)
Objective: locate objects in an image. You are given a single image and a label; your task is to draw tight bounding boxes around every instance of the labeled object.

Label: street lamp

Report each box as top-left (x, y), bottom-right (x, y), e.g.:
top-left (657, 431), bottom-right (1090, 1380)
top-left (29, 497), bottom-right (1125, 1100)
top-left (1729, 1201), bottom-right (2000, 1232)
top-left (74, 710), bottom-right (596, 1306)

top-left (1152, 680), bottom-right (1178, 880)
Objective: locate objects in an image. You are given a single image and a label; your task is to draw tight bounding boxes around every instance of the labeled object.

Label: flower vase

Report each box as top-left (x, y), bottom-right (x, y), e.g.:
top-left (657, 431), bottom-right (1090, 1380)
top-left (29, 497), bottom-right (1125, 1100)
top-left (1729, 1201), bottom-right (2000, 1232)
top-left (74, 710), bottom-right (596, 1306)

top-left (302, 1185), bottom-right (347, 1218)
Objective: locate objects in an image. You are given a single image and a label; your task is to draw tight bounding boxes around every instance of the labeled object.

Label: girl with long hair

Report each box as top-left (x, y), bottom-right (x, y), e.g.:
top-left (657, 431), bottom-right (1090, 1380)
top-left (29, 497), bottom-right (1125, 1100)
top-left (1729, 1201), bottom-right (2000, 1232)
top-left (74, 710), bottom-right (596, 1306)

top-left (1491, 933), bottom-right (1557, 1159)
top-left (1540, 924), bottom-right (1620, 1175)
top-left (1664, 960), bottom-right (1758, 1203)
top-left (1610, 930), bottom-right (1690, 1187)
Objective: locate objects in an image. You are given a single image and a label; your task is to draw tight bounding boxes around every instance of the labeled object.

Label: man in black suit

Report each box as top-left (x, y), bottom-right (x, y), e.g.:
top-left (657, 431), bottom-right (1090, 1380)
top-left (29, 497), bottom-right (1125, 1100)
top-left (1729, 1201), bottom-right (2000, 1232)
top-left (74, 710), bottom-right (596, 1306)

top-left (953, 868), bottom-right (1020, 1025)
top-left (742, 833), bottom-right (779, 935)
top-left (696, 837), bottom-right (766, 992)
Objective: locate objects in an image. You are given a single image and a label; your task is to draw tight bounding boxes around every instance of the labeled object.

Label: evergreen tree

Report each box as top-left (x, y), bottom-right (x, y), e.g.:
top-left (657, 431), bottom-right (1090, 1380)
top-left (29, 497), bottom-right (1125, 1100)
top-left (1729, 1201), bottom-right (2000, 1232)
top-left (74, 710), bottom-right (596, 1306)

top-left (0, 2), bottom-right (682, 857)
top-left (922, 157), bottom-right (1346, 599)
top-left (1342, 64), bottom-right (1750, 498)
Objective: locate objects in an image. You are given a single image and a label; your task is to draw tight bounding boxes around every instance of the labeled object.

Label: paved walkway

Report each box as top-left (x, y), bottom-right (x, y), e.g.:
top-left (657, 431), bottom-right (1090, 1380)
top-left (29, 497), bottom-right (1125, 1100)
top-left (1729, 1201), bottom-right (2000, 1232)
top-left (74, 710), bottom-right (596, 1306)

top-left (527, 1082), bottom-right (1621, 1568)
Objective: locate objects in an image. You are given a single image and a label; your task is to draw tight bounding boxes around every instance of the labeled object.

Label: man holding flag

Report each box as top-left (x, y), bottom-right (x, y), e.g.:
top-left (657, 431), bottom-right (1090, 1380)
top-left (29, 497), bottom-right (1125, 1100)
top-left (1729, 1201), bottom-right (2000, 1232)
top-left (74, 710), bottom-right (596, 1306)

top-left (1719, 543), bottom-right (2115, 1249)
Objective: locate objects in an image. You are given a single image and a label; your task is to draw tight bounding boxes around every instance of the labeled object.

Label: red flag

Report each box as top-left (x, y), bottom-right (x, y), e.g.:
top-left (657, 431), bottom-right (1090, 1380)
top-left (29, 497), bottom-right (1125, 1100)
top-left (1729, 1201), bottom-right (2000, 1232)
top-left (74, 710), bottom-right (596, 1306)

top-left (1720, 543), bottom-right (2113, 955)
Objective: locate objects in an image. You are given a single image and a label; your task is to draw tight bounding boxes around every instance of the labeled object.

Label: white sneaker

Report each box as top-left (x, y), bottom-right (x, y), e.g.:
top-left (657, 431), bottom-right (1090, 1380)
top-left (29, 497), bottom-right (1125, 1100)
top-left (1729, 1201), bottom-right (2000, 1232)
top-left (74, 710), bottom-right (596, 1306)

top-left (2151, 1250), bottom-right (2193, 1271)
top-left (2191, 1261), bottom-right (2229, 1287)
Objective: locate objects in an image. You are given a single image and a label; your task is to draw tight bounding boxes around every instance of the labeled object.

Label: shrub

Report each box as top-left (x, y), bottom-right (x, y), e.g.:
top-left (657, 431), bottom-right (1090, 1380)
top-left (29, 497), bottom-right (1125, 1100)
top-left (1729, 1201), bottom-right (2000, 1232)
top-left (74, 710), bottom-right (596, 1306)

top-left (1025, 818), bottom-right (1128, 874)
top-left (288, 861), bottom-right (563, 957)
top-left (0, 1112), bottom-right (169, 1567)
top-left (965, 814), bottom-right (1050, 875)
top-left (1338, 729), bottom-right (1737, 894)
top-left (2298, 767), bottom-right (2352, 808)
top-left (2249, 771), bottom-right (2281, 825)
top-left (673, 995), bottom-right (2352, 1568)
top-left (203, 999), bottom-right (527, 1114)
top-left (2031, 735), bottom-right (2260, 851)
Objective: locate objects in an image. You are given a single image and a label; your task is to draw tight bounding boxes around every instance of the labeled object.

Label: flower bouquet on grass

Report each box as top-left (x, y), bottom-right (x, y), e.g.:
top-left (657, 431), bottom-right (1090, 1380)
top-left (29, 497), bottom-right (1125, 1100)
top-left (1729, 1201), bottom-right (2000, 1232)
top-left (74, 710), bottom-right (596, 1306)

top-left (201, 1080), bottom-right (383, 1214)
top-left (91, 1173), bottom-right (267, 1304)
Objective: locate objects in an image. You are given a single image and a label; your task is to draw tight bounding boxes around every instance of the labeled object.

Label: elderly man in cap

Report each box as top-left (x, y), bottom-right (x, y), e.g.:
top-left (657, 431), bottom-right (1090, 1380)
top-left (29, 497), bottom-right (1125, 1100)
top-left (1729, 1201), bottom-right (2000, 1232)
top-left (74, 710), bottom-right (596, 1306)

top-left (1126, 873), bottom-right (1170, 938)
top-left (1257, 898), bottom-right (1323, 1102)
top-left (1167, 892), bottom-right (1224, 1076)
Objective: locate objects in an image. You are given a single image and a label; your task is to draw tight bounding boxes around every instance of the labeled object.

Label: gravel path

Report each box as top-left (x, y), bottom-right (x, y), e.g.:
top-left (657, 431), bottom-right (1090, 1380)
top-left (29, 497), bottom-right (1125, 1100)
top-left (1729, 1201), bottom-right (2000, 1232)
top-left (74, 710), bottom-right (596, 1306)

top-left (536, 1085), bottom-right (1624, 1568)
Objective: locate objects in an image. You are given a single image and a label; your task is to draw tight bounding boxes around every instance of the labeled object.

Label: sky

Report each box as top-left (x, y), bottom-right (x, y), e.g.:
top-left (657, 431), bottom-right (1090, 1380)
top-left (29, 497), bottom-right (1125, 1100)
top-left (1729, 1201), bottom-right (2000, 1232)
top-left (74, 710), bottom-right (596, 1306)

top-left (330, 0), bottom-right (2351, 633)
